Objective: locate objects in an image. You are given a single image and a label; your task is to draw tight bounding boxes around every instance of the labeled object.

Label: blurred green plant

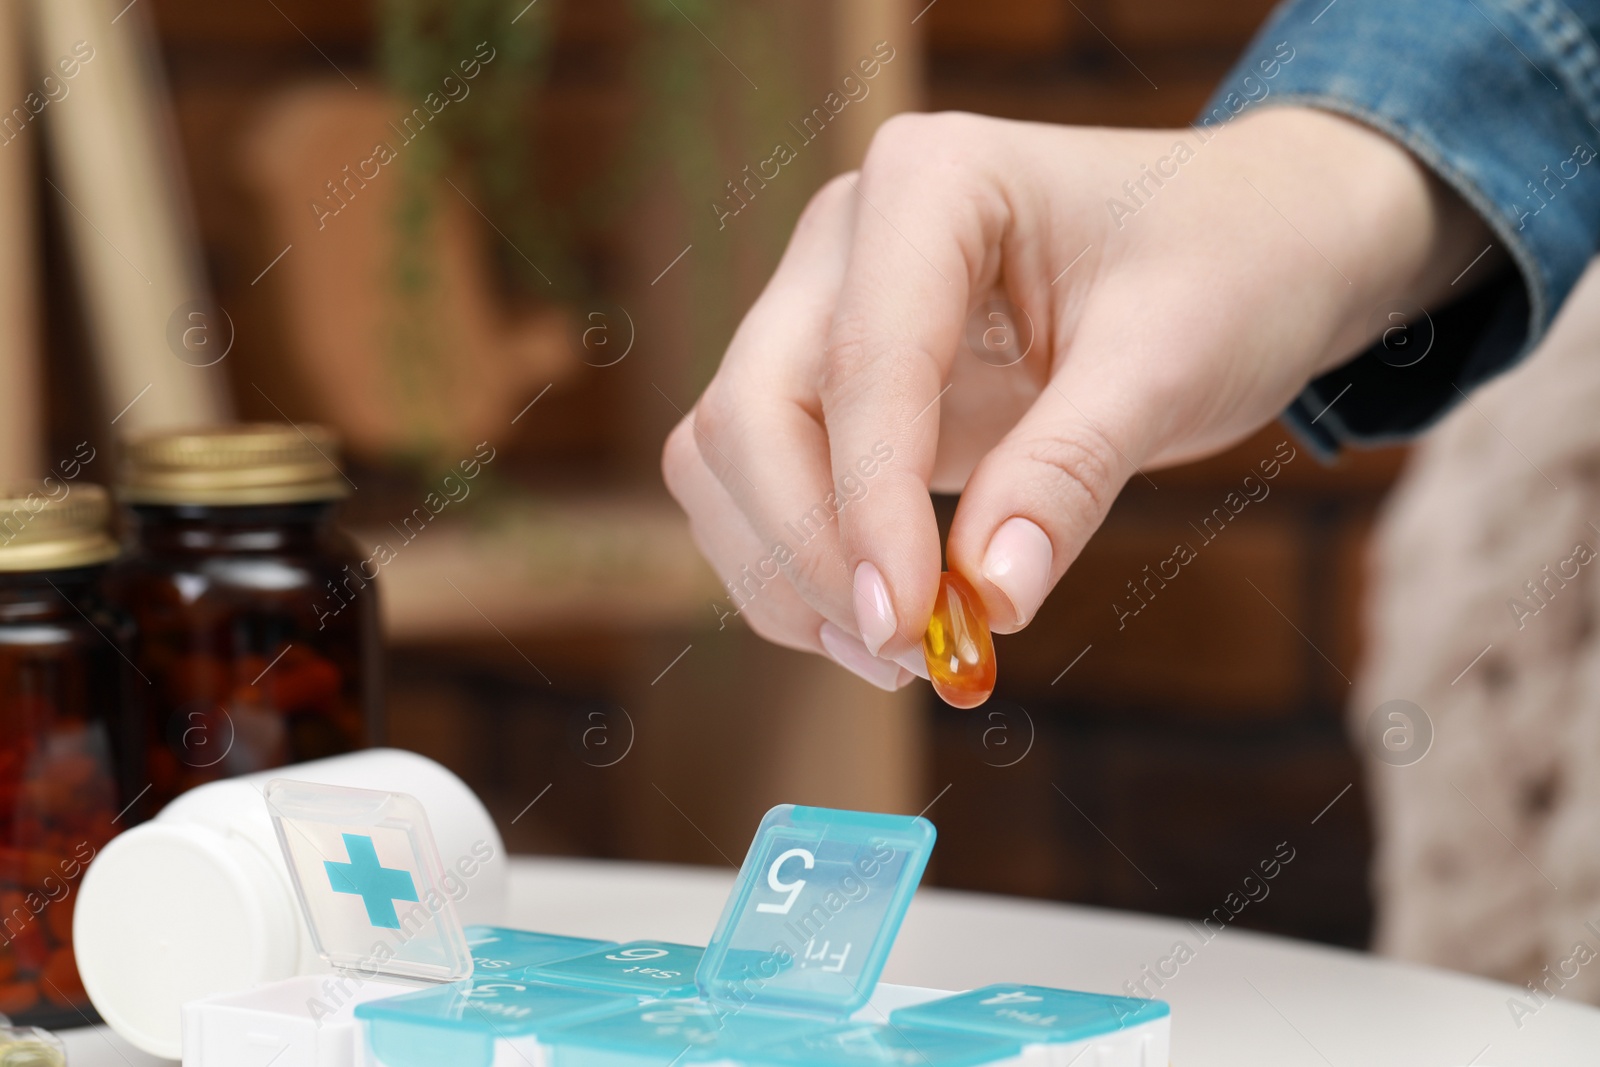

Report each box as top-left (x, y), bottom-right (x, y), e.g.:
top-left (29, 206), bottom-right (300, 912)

top-left (379, 0), bottom-right (571, 292)
top-left (377, 0), bottom-right (562, 463)
top-left (376, 0), bottom-right (815, 461)
top-left (628, 0), bottom-right (816, 387)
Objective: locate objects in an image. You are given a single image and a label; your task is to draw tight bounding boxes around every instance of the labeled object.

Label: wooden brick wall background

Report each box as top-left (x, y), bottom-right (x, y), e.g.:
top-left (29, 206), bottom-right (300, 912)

top-left (38, 0), bottom-right (1398, 951)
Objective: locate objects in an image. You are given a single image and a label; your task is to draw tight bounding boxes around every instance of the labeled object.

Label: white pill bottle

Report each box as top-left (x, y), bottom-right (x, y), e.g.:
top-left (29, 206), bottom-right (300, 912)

top-left (73, 748), bottom-right (507, 1059)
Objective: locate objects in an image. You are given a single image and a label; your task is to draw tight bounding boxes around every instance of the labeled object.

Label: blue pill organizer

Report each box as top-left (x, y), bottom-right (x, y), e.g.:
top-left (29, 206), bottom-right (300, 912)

top-left (181, 793), bottom-right (1170, 1067)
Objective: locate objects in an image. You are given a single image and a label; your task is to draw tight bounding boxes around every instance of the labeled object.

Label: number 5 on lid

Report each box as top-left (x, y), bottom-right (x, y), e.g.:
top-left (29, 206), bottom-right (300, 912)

top-left (696, 805), bottom-right (936, 1018)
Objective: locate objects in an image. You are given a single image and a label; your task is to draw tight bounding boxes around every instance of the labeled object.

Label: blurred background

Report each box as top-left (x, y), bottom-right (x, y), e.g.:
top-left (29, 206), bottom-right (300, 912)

top-left (6, 0), bottom-right (1388, 958)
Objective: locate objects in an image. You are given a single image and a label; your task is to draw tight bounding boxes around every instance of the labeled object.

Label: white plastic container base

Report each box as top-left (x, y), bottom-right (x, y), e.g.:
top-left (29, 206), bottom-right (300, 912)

top-left (347, 982), bottom-right (1170, 1067)
top-left (75, 749), bottom-right (506, 1059)
top-left (183, 974), bottom-right (414, 1067)
top-left (180, 976), bottom-right (1171, 1067)
top-left (1022, 1015), bottom-right (1170, 1067)
top-left (349, 983), bottom-right (966, 1067)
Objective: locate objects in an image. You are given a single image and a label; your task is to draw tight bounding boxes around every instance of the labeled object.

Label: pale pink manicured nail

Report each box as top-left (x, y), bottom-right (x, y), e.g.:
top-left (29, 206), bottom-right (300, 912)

top-left (820, 621), bottom-right (906, 691)
top-left (852, 560), bottom-right (897, 658)
top-left (892, 647), bottom-right (930, 681)
top-left (981, 517), bottom-right (1054, 630)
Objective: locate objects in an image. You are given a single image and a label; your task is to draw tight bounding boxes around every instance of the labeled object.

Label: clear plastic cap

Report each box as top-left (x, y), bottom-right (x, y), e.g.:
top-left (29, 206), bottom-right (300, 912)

top-left (265, 778), bottom-right (474, 984)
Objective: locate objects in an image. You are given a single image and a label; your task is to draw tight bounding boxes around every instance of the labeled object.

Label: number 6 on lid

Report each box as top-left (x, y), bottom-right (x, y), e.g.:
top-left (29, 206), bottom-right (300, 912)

top-left (696, 805), bottom-right (936, 1018)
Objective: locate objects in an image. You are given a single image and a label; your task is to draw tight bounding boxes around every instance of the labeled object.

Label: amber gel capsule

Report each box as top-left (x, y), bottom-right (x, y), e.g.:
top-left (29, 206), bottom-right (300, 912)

top-left (922, 571), bottom-right (998, 708)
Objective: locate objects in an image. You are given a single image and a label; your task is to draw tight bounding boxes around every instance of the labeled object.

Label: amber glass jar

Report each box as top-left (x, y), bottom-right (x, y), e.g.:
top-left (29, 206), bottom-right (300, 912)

top-left (0, 482), bottom-right (140, 1027)
top-left (107, 424), bottom-right (381, 810)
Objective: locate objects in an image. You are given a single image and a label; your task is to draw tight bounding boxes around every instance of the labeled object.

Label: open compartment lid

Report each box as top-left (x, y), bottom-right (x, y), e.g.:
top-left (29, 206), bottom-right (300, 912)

top-left (265, 778), bottom-right (474, 984)
top-left (696, 804), bottom-right (935, 1019)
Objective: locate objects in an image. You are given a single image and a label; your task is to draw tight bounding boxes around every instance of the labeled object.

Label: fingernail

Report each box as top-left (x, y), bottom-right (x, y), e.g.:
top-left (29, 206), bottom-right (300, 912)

top-left (852, 560), bottom-right (897, 658)
top-left (892, 647), bottom-right (930, 681)
top-left (981, 517), bottom-right (1053, 631)
top-left (820, 621), bottom-right (906, 691)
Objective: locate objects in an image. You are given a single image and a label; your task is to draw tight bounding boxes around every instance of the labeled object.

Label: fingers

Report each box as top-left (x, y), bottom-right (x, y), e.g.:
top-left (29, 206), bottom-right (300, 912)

top-left (664, 419), bottom-right (820, 653)
top-left (663, 416), bottom-right (914, 691)
top-left (691, 174), bottom-right (863, 632)
top-left (820, 113), bottom-right (1013, 661)
top-left (675, 171), bottom-right (916, 687)
top-left (945, 295), bottom-right (1165, 634)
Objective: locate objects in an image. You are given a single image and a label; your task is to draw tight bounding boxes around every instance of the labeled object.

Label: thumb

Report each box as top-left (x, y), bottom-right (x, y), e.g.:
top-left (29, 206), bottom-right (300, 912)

top-left (946, 358), bottom-right (1158, 634)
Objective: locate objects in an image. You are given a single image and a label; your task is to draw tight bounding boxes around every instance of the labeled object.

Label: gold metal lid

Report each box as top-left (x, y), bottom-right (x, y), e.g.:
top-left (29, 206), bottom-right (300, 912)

top-left (0, 482), bottom-right (120, 572)
top-left (119, 423), bottom-right (350, 506)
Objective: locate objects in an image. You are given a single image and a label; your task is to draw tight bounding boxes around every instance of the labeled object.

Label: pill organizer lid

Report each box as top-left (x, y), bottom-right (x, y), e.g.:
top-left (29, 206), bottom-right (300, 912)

top-left (696, 804), bottom-right (935, 1018)
top-left (464, 926), bottom-right (619, 974)
top-left (266, 778), bottom-right (474, 983)
top-left (889, 984), bottom-right (1170, 1042)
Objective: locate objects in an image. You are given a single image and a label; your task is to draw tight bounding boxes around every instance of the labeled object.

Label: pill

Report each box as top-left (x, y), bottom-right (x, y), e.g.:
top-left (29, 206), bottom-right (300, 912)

top-left (922, 572), bottom-right (997, 709)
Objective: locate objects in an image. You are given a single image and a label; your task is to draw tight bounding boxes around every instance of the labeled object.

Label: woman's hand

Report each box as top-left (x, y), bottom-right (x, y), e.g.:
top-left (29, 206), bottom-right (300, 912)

top-left (663, 106), bottom-right (1495, 689)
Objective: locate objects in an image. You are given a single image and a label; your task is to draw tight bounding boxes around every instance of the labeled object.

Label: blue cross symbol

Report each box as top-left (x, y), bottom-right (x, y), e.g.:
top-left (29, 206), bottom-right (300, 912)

top-left (324, 833), bottom-right (419, 929)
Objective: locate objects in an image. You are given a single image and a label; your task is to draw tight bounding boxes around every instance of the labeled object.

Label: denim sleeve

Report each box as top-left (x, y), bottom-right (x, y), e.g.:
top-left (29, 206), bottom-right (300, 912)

top-left (1203, 0), bottom-right (1600, 453)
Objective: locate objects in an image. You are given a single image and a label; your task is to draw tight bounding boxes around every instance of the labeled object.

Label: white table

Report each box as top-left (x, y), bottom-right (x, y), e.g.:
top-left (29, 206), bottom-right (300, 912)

top-left (63, 856), bottom-right (1599, 1066)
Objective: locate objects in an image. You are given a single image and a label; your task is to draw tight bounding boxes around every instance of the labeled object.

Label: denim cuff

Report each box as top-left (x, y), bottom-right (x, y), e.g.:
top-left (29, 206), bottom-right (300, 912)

top-left (1202, 0), bottom-right (1600, 453)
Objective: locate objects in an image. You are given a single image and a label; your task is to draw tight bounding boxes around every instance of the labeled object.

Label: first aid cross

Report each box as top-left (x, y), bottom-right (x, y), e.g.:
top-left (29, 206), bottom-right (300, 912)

top-left (324, 833), bottom-right (419, 929)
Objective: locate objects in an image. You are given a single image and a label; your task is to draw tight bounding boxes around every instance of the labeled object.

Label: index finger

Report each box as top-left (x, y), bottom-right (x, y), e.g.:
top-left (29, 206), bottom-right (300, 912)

top-left (820, 113), bottom-right (1011, 660)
